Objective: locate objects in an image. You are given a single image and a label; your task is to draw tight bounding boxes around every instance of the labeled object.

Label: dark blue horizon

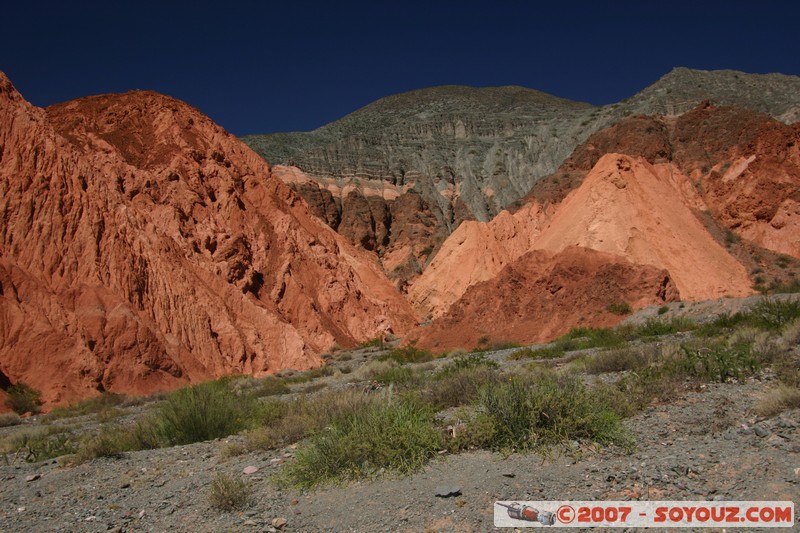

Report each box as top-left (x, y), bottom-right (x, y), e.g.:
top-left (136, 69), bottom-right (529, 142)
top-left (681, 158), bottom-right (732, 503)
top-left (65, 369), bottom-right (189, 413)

top-left (2, 1), bottom-right (798, 136)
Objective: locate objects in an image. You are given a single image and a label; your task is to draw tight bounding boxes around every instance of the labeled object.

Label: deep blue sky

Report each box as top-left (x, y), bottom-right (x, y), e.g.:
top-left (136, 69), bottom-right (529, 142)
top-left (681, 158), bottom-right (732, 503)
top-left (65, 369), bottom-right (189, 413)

top-left (2, 1), bottom-right (798, 136)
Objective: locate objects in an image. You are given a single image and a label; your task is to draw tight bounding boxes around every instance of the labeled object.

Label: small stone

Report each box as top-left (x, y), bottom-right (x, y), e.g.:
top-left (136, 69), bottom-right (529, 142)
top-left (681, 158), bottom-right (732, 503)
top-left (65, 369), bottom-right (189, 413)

top-left (242, 466), bottom-right (259, 475)
top-left (108, 527), bottom-right (123, 533)
top-left (272, 517), bottom-right (288, 529)
top-left (435, 485), bottom-right (462, 498)
top-left (138, 510), bottom-right (146, 519)
top-left (120, 481), bottom-right (131, 489)
top-left (754, 426), bottom-right (770, 438)
top-left (501, 472), bottom-right (516, 478)
top-left (25, 474), bottom-right (41, 482)
top-left (243, 519), bottom-right (257, 526)
top-left (84, 515), bottom-right (96, 522)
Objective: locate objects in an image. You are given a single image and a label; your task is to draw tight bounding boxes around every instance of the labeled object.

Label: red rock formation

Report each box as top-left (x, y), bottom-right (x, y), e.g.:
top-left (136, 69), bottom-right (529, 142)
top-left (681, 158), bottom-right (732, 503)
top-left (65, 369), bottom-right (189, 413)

top-left (407, 203), bottom-right (548, 319)
top-left (272, 165), bottom-right (444, 289)
top-left (524, 105), bottom-right (800, 259)
top-left (0, 72), bottom-right (416, 408)
top-left (673, 106), bottom-right (800, 259)
top-left (533, 154), bottom-right (753, 301)
top-left (408, 246), bottom-right (678, 352)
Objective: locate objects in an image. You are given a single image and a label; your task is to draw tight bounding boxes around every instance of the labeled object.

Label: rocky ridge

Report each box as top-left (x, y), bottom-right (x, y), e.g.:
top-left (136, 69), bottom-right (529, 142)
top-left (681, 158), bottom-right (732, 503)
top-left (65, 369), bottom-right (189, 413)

top-left (244, 68), bottom-right (800, 270)
top-left (0, 72), bottom-right (417, 408)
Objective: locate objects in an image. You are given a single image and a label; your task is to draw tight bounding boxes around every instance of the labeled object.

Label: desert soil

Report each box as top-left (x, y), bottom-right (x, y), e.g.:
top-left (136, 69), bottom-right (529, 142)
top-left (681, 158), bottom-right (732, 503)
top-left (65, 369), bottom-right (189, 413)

top-left (1, 358), bottom-right (799, 532)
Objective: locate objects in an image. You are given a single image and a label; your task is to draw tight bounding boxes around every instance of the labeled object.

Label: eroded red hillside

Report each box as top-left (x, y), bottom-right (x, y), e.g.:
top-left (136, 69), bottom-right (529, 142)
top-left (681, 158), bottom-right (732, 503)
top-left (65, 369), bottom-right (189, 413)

top-left (0, 72), bottom-right (417, 408)
top-left (408, 246), bottom-right (678, 352)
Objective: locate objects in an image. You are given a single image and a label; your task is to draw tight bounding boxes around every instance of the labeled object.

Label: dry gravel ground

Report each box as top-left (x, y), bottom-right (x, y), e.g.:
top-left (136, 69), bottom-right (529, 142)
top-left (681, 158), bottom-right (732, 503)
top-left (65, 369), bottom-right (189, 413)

top-left (2, 296), bottom-right (800, 532)
top-left (1, 379), bottom-right (798, 532)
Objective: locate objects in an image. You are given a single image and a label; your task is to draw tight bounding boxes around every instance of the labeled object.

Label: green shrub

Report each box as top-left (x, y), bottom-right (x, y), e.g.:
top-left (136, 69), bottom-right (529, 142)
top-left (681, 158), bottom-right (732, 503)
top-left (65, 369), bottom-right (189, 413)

top-left (746, 298), bottom-right (800, 330)
top-left (585, 346), bottom-right (655, 374)
top-left (478, 373), bottom-right (631, 452)
top-left (372, 366), bottom-right (418, 387)
top-left (627, 316), bottom-right (696, 338)
top-left (0, 412), bottom-right (22, 427)
top-left (677, 341), bottom-right (759, 382)
top-left (284, 366), bottom-right (335, 384)
top-left (44, 393), bottom-right (128, 421)
top-left (657, 306), bottom-right (670, 315)
top-left (279, 397), bottom-right (442, 489)
top-left (425, 366), bottom-right (501, 410)
top-left (606, 302), bottom-right (632, 315)
top-left (6, 383), bottom-right (43, 415)
top-left (248, 377), bottom-right (290, 398)
top-left (379, 345), bottom-right (433, 364)
top-left (438, 353), bottom-right (499, 375)
top-left (0, 427), bottom-right (78, 462)
top-left (247, 389), bottom-right (375, 451)
top-left (145, 379), bottom-right (259, 447)
top-left (509, 345), bottom-right (566, 360)
top-left (209, 473), bottom-right (253, 512)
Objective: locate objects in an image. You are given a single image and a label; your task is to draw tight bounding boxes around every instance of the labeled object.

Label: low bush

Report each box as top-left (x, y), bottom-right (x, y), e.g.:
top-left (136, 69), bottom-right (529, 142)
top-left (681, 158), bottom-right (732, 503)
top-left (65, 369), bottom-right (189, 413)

top-left (584, 345), bottom-right (656, 374)
top-left (477, 372), bottom-right (631, 452)
top-left (246, 389), bottom-right (376, 451)
top-left (44, 393), bottom-right (128, 422)
top-left (248, 377), bottom-right (290, 398)
top-left (378, 345), bottom-right (434, 364)
top-left (145, 379), bottom-right (260, 446)
top-left (209, 473), bottom-right (253, 512)
top-left (424, 366), bottom-right (501, 410)
top-left (754, 385), bottom-right (800, 417)
top-left (5, 383), bottom-right (43, 415)
top-left (0, 412), bottom-right (21, 427)
top-left (626, 317), bottom-right (697, 338)
top-left (279, 396), bottom-right (442, 489)
top-left (372, 366), bottom-right (419, 387)
top-left (606, 302), bottom-right (632, 315)
top-left (0, 426), bottom-right (78, 462)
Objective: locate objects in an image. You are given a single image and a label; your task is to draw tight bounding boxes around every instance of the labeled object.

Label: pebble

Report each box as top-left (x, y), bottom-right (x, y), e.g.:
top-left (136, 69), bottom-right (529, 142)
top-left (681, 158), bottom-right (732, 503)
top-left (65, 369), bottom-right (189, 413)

top-left (754, 426), bottom-right (770, 438)
top-left (243, 466), bottom-right (259, 475)
top-left (25, 474), bottom-right (41, 482)
top-left (272, 517), bottom-right (288, 529)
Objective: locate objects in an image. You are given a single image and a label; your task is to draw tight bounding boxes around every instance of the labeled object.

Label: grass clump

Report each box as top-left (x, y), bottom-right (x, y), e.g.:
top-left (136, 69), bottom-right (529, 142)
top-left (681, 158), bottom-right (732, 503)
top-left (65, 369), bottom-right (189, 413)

top-left (44, 393), bottom-right (128, 422)
top-left (146, 379), bottom-right (260, 446)
top-left (606, 302), bottom-right (632, 315)
top-left (510, 328), bottom-right (626, 360)
top-left (754, 385), bottom-right (800, 417)
top-left (279, 396), bottom-right (442, 489)
top-left (209, 473), bottom-right (253, 512)
top-left (0, 426), bottom-right (78, 462)
top-left (247, 376), bottom-right (290, 398)
top-left (584, 345), bottom-right (657, 374)
top-left (0, 412), bottom-right (22, 427)
top-left (424, 364), bottom-right (501, 410)
top-left (477, 372), bottom-right (631, 453)
top-left (245, 389), bottom-right (375, 452)
top-left (5, 383), bottom-right (43, 415)
top-left (372, 366), bottom-right (419, 387)
top-left (379, 345), bottom-right (434, 364)
top-left (626, 316), bottom-right (697, 338)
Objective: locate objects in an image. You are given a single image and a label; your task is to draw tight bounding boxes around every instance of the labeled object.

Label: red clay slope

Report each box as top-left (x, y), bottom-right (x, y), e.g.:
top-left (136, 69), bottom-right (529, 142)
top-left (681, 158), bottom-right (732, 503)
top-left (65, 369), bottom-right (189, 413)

top-left (408, 246), bottom-right (678, 352)
top-left (533, 153), bottom-right (753, 300)
top-left (0, 72), bottom-right (416, 408)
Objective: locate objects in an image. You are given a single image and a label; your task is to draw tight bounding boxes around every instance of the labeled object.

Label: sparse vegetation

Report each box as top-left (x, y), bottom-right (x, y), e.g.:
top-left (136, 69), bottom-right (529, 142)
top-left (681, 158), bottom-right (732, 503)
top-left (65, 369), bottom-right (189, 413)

top-left (0, 412), bottom-right (22, 427)
top-left (477, 371), bottom-right (632, 453)
top-left (5, 382), bottom-right (43, 415)
top-left (44, 393), bottom-right (129, 422)
top-left (279, 394), bottom-right (442, 489)
top-left (378, 344), bottom-right (434, 364)
top-left (754, 385), bottom-right (800, 417)
top-left (209, 473), bottom-right (253, 512)
top-left (606, 302), bottom-right (632, 315)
